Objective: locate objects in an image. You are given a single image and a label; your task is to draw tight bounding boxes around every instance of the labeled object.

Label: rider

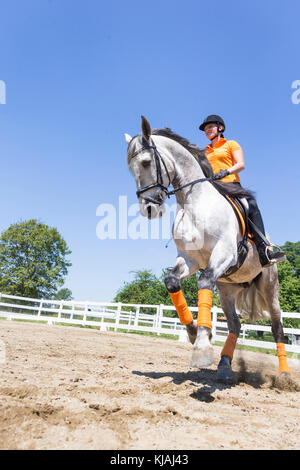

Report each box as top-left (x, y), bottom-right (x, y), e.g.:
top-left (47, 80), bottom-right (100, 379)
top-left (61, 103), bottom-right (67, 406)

top-left (199, 114), bottom-right (286, 267)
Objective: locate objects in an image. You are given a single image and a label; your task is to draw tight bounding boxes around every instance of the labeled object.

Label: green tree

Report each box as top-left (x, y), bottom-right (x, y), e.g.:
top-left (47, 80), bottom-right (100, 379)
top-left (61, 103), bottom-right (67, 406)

top-left (0, 219), bottom-right (72, 299)
top-left (277, 260), bottom-right (300, 329)
top-left (54, 288), bottom-right (73, 301)
top-left (114, 270), bottom-right (169, 305)
top-left (277, 261), bottom-right (300, 312)
top-left (281, 241), bottom-right (300, 277)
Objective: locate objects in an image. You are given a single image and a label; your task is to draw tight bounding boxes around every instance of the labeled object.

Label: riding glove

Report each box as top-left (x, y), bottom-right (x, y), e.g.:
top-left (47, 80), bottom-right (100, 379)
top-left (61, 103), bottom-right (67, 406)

top-left (213, 169), bottom-right (230, 180)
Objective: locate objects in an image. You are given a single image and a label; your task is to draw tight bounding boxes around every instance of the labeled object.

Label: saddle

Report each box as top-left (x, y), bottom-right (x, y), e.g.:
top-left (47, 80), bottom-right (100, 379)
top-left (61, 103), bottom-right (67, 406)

top-left (221, 195), bottom-right (255, 277)
top-left (224, 195), bottom-right (254, 244)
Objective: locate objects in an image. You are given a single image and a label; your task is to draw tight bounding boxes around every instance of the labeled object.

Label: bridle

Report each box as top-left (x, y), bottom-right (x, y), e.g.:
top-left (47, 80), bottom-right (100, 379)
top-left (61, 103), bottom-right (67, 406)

top-left (129, 137), bottom-right (212, 205)
top-left (129, 138), bottom-right (171, 204)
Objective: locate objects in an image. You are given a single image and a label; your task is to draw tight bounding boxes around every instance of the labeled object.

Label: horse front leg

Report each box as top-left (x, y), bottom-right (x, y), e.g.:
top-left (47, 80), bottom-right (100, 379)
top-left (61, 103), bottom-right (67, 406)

top-left (191, 245), bottom-right (236, 369)
top-left (190, 267), bottom-right (215, 368)
top-left (164, 256), bottom-right (198, 344)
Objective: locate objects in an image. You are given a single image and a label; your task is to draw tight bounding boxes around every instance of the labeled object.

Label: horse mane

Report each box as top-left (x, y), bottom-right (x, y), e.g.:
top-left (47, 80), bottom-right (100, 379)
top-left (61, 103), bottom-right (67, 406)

top-left (152, 127), bottom-right (213, 178)
top-left (151, 127), bottom-right (255, 200)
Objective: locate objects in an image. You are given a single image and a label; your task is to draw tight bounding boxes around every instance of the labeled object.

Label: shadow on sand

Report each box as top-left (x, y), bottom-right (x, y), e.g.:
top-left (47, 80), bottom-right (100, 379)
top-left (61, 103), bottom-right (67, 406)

top-left (132, 358), bottom-right (266, 403)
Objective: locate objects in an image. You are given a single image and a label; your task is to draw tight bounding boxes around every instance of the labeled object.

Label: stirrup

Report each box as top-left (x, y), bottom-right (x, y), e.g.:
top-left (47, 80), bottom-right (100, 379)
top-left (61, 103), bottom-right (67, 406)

top-left (262, 245), bottom-right (286, 267)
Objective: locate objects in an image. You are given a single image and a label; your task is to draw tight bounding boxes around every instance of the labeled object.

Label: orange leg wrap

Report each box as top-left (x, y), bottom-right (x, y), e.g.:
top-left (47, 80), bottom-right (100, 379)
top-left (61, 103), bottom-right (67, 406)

top-left (197, 289), bottom-right (213, 329)
top-left (276, 343), bottom-right (291, 374)
top-left (221, 333), bottom-right (238, 361)
top-left (169, 290), bottom-right (193, 325)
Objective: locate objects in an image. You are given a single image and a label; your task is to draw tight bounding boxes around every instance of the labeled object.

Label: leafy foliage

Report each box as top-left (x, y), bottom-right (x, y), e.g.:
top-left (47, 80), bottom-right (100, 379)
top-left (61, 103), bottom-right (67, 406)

top-left (277, 261), bottom-right (300, 313)
top-left (0, 219), bottom-right (72, 299)
top-left (114, 270), bottom-right (170, 306)
top-left (54, 288), bottom-right (73, 301)
top-left (281, 241), bottom-right (300, 277)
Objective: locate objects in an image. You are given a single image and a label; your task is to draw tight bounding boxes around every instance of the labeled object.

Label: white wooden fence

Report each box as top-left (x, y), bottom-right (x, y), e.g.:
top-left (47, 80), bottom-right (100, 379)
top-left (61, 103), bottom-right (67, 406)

top-left (0, 292), bottom-right (300, 354)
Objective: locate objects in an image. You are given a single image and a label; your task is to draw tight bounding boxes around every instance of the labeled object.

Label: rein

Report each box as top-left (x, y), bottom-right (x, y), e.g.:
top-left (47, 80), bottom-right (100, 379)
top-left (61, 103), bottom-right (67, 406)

top-left (129, 138), bottom-right (212, 204)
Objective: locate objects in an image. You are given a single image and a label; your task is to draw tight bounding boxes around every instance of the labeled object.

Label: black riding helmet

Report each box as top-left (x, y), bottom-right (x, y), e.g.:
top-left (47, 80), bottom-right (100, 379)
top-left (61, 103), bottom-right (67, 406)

top-left (199, 115), bottom-right (226, 132)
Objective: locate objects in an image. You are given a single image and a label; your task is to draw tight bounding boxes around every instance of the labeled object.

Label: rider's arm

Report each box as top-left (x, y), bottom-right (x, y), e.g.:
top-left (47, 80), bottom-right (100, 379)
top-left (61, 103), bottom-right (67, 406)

top-left (227, 148), bottom-right (245, 175)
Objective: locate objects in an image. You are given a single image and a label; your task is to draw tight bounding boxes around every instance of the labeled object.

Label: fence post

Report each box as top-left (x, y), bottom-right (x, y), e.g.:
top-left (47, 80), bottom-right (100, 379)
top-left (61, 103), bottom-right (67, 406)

top-left (115, 303), bottom-right (121, 332)
top-left (134, 306), bottom-right (140, 327)
top-left (155, 305), bottom-right (160, 335)
top-left (70, 302), bottom-right (75, 320)
top-left (211, 306), bottom-right (218, 342)
top-left (127, 311), bottom-right (132, 331)
top-left (37, 300), bottom-right (43, 318)
top-left (58, 301), bottom-right (63, 321)
top-left (158, 304), bottom-right (164, 334)
top-left (83, 302), bottom-right (88, 326)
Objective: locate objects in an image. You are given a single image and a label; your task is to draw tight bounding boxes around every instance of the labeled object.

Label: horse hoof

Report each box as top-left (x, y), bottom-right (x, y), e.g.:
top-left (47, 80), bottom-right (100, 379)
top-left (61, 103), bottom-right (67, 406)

top-left (190, 346), bottom-right (214, 369)
top-left (216, 356), bottom-right (233, 383)
top-left (280, 372), bottom-right (291, 378)
top-left (216, 366), bottom-right (233, 383)
top-left (186, 321), bottom-right (197, 345)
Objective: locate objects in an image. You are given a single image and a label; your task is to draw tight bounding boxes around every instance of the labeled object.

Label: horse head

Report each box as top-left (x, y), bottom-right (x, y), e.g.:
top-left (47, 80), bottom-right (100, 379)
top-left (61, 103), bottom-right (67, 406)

top-left (125, 116), bottom-right (171, 220)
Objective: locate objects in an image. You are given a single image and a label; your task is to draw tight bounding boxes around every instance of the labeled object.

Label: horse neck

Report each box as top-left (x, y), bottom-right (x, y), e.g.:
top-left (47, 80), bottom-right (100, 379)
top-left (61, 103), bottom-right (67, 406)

top-left (152, 135), bottom-right (208, 206)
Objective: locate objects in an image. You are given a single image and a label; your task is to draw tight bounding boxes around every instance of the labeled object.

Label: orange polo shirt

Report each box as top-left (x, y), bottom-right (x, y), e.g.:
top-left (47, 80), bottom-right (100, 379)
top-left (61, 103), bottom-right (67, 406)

top-left (206, 138), bottom-right (241, 183)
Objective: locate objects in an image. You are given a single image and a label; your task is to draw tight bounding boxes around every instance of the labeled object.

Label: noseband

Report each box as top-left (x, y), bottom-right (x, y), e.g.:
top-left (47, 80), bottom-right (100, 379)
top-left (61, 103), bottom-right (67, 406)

top-left (129, 137), bottom-right (212, 205)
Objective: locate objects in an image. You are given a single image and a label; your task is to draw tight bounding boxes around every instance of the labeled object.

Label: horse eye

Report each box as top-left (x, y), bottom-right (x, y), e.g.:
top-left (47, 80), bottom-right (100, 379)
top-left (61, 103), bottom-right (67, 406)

top-left (141, 159), bottom-right (151, 168)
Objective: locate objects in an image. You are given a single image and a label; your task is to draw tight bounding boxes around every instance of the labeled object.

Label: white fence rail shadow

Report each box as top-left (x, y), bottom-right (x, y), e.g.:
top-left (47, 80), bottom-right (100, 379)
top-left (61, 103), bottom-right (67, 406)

top-left (0, 292), bottom-right (300, 354)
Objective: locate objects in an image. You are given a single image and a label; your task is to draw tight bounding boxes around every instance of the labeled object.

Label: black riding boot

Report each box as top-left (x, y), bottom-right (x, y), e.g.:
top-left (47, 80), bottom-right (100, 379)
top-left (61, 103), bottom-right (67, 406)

top-left (247, 198), bottom-right (286, 268)
top-left (256, 241), bottom-right (286, 267)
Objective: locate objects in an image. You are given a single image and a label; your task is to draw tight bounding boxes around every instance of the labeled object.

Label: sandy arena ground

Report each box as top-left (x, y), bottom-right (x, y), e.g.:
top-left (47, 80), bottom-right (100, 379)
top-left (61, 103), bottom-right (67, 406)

top-left (0, 320), bottom-right (299, 450)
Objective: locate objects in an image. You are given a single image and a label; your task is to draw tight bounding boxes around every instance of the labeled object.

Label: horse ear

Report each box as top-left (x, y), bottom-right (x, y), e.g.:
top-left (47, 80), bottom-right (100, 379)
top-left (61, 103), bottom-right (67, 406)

top-left (141, 115), bottom-right (151, 142)
top-left (124, 133), bottom-right (132, 144)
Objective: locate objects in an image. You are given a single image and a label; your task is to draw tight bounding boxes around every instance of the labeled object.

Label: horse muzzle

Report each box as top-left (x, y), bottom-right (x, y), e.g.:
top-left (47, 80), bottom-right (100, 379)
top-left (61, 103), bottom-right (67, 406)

top-left (139, 190), bottom-right (166, 219)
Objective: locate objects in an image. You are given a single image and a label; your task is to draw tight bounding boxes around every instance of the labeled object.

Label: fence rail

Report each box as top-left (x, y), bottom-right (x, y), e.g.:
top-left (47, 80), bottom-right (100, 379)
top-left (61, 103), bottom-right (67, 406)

top-left (0, 292), bottom-right (300, 354)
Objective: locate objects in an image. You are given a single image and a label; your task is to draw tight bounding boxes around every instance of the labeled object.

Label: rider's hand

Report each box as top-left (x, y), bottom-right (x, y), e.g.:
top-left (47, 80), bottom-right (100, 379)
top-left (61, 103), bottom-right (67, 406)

top-left (213, 169), bottom-right (230, 180)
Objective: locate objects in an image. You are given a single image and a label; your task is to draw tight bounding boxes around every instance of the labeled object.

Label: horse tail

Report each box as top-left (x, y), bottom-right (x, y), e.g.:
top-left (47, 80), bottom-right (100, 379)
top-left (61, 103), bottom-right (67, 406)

top-left (235, 273), bottom-right (270, 322)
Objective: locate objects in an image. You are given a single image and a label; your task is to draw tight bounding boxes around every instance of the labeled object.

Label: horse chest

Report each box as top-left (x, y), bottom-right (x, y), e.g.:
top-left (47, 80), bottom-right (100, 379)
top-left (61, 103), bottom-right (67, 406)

top-left (173, 210), bottom-right (202, 246)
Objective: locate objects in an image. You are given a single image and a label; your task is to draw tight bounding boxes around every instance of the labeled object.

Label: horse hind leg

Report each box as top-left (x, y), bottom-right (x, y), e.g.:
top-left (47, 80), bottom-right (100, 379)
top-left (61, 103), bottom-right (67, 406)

top-left (254, 267), bottom-right (291, 376)
top-left (215, 282), bottom-right (241, 382)
top-left (272, 321), bottom-right (291, 376)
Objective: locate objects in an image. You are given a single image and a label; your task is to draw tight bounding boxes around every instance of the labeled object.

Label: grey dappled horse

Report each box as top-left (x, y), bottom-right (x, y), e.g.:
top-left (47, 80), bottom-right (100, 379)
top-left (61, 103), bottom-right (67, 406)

top-left (125, 116), bottom-right (290, 381)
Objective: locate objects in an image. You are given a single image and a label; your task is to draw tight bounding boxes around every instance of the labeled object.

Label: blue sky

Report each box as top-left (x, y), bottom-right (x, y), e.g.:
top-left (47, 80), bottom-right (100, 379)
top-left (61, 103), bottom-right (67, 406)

top-left (0, 0), bottom-right (299, 301)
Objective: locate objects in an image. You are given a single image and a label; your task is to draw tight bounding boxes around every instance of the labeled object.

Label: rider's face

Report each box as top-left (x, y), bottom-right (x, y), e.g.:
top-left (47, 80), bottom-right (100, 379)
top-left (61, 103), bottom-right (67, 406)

top-left (204, 123), bottom-right (218, 139)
